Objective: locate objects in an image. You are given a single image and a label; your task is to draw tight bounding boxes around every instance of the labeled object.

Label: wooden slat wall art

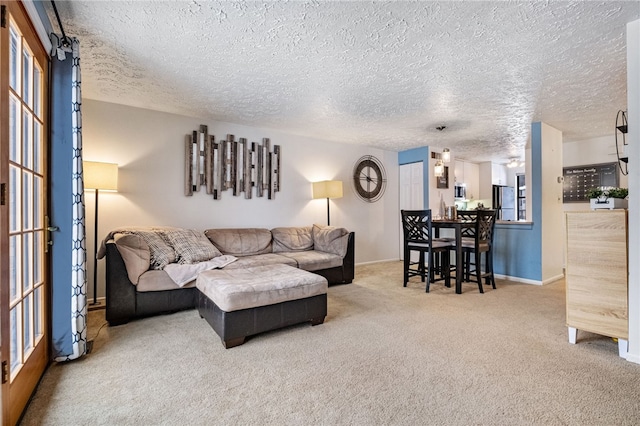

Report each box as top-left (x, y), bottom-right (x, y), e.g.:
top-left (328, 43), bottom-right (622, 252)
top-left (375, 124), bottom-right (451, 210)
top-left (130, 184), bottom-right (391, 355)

top-left (184, 134), bottom-right (193, 196)
top-left (274, 145), bottom-right (281, 192)
top-left (205, 134), bottom-right (214, 194)
top-left (243, 139), bottom-right (252, 199)
top-left (192, 130), bottom-right (199, 192)
top-left (199, 125), bottom-right (207, 186)
top-left (184, 125), bottom-right (281, 200)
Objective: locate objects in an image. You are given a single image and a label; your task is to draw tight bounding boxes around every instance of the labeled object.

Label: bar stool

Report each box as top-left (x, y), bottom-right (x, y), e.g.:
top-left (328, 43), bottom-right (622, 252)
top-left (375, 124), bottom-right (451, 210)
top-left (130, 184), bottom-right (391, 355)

top-left (401, 209), bottom-right (452, 292)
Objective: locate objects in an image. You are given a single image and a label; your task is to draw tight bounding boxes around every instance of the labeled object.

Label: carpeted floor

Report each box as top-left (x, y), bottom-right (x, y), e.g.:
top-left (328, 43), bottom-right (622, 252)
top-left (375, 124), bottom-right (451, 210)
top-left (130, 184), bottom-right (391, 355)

top-left (20, 261), bottom-right (640, 425)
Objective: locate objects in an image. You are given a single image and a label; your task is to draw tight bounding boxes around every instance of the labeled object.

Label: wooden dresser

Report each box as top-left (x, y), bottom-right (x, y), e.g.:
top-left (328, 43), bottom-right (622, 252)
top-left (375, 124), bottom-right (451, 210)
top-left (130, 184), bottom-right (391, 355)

top-left (565, 210), bottom-right (628, 357)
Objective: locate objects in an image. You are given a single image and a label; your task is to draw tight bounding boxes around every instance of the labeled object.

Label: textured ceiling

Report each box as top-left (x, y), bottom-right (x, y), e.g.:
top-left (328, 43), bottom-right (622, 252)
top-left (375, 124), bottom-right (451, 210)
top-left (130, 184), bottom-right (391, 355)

top-left (49, 1), bottom-right (640, 163)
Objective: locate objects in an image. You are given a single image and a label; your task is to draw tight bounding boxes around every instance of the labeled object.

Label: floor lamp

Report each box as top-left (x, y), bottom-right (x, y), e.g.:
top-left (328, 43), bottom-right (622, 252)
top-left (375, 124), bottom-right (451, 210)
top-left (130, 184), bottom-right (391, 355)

top-left (83, 161), bottom-right (118, 307)
top-left (312, 180), bottom-right (343, 226)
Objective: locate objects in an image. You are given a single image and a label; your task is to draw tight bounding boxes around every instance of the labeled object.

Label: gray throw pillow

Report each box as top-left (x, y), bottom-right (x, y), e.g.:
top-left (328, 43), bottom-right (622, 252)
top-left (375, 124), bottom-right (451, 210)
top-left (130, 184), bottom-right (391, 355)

top-left (135, 231), bottom-right (177, 270)
top-left (164, 229), bottom-right (222, 264)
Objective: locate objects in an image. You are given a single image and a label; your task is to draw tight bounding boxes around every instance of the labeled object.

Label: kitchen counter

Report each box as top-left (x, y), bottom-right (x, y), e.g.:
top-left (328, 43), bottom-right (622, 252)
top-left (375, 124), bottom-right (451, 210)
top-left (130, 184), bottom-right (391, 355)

top-left (496, 220), bottom-right (533, 226)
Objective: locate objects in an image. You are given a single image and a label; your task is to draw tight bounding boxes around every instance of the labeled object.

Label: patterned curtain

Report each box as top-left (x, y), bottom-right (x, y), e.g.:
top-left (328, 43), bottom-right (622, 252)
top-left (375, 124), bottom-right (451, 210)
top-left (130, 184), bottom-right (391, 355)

top-left (50, 34), bottom-right (87, 361)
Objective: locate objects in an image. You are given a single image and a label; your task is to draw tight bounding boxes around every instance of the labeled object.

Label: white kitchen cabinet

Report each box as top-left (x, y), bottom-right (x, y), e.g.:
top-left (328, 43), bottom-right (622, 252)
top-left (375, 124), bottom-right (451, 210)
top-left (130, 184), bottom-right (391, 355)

top-left (479, 161), bottom-right (508, 200)
top-left (491, 163), bottom-right (507, 185)
top-left (464, 162), bottom-right (479, 200)
top-left (454, 160), bottom-right (465, 183)
top-left (453, 160), bottom-right (479, 200)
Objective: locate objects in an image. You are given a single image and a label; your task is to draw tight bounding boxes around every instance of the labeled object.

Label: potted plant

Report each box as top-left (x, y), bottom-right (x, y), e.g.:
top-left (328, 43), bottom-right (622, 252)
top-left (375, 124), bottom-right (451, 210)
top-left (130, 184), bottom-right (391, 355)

top-left (588, 186), bottom-right (628, 210)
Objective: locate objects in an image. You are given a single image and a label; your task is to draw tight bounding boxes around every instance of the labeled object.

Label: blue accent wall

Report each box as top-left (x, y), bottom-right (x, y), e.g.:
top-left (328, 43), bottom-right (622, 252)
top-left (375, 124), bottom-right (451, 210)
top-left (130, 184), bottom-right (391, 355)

top-left (398, 147), bottom-right (430, 209)
top-left (492, 122), bottom-right (543, 282)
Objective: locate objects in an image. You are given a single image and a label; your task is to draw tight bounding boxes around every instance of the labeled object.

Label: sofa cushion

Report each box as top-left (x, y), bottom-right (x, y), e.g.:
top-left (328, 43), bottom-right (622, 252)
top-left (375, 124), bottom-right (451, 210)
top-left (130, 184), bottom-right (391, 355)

top-left (137, 270), bottom-right (197, 292)
top-left (204, 228), bottom-right (272, 256)
top-left (312, 224), bottom-right (349, 257)
top-left (271, 226), bottom-right (313, 253)
top-left (164, 229), bottom-right (222, 264)
top-left (114, 233), bottom-right (151, 284)
top-left (222, 253), bottom-right (297, 270)
top-left (277, 251), bottom-right (344, 271)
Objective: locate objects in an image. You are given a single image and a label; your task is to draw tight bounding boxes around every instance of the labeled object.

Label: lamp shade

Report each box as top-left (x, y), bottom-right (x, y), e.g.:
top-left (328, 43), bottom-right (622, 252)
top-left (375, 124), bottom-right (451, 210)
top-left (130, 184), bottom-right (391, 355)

top-left (84, 161), bottom-right (118, 191)
top-left (312, 180), bottom-right (343, 199)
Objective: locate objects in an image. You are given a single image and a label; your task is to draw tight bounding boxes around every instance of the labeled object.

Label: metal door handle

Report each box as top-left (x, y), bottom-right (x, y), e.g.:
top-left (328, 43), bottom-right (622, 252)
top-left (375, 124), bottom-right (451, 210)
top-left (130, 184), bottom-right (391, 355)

top-left (45, 216), bottom-right (59, 253)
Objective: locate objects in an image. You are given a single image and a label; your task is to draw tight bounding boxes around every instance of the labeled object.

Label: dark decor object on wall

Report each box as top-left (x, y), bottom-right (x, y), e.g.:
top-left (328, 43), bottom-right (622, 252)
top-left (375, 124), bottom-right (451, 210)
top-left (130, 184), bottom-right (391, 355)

top-left (615, 109), bottom-right (628, 176)
top-left (353, 155), bottom-right (387, 203)
top-left (184, 125), bottom-right (281, 200)
top-left (562, 162), bottom-right (618, 203)
top-left (436, 166), bottom-right (449, 189)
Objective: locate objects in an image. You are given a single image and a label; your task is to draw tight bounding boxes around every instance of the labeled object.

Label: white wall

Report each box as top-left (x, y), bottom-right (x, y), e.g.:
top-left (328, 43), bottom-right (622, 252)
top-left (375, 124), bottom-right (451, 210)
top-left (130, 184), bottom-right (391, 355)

top-left (563, 135), bottom-right (629, 212)
top-left (429, 147), bottom-right (454, 216)
top-left (625, 19), bottom-right (639, 364)
top-left (83, 100), bottom-right (400, 299)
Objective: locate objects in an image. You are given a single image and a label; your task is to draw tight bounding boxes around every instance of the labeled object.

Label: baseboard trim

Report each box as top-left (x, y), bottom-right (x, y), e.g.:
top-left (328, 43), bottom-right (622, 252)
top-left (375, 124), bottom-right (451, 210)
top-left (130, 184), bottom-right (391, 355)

top-left (493, 273), bottom-right (564, 286)
top-left (625, 353), bottom-right (640, 364)
top-left (88, 297), bottom-right (107, 311)
top-left (542, 274), bottom-right (565, 285)
top-left (356, 258), bottom-right (400, 266)
top-left (494, 274), bottom-right (542, 285)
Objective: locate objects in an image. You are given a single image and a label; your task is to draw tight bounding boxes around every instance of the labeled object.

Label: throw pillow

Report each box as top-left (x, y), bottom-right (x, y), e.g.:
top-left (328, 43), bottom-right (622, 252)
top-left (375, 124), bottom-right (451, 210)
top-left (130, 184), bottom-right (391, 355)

top-left (164, 229), bottom-right (222, 264)
top-left (135, 230), bottom-right (177, 270)
top-left (312, 224), bottom-right (349, 257)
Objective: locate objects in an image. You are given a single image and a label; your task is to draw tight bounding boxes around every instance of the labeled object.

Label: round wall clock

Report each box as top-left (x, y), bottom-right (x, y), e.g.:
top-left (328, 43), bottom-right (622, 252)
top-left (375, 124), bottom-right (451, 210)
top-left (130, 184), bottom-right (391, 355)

top-left (353, 155), bottom-right (387, 203)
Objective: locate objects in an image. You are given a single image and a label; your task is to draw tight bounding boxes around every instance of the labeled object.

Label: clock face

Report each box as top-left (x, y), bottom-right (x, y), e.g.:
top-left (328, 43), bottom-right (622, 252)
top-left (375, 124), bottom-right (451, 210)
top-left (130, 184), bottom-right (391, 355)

top-left (353, 155), bottom-right (386, 203)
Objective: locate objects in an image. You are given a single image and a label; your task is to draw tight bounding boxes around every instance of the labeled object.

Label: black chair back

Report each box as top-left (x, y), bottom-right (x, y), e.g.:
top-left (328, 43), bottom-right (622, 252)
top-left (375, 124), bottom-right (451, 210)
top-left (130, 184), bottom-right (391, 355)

top-left (477, 210), bottom-right (497, 244)
top-left (457, 210), bottom-right (478, 237)
top-left (401, 209), bottom-right (433, 246)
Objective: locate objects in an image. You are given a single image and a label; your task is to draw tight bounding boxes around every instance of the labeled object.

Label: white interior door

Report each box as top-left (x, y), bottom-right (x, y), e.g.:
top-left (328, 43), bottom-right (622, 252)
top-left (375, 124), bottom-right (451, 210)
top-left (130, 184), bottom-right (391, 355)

top-left (399, 162), bottom-right (424, 260)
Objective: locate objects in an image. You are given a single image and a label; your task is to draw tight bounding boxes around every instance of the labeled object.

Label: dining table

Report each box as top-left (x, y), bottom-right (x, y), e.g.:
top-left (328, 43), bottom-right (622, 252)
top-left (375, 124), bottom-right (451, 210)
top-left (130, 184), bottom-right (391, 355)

top-left (432, 218), bottom-right (475, 294)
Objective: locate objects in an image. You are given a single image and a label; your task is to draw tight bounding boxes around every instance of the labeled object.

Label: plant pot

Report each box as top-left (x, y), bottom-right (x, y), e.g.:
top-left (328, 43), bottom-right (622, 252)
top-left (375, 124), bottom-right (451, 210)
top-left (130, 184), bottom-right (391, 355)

top-left (590, 197), bottom-right (628, 210)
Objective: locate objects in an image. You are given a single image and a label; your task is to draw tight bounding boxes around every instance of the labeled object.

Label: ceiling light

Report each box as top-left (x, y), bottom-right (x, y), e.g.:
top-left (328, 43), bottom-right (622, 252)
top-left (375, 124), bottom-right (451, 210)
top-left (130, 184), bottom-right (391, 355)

top-left (441, 148), bottom-right (451, 163)
top-left (507, 158), bottom-right (524, 168)
top-left (434, 160), bottom-right (444, 177)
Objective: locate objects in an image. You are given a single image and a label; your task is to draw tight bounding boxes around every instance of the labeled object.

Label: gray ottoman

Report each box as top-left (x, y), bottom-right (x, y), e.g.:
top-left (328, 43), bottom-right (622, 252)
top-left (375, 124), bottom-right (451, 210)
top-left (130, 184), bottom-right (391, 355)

top-left (196, 264), bottom-right (328, 348)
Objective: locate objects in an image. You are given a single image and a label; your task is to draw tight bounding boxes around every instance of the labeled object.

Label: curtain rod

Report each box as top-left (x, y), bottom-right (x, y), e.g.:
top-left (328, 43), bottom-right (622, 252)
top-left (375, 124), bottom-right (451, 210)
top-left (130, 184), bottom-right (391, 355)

top-left (50, 0), bottom-right (70, 45)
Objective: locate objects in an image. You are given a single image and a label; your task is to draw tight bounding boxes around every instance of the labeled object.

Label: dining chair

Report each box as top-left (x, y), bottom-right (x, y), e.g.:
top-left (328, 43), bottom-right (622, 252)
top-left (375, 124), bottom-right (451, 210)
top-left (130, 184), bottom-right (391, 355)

top-left (460, 209), bottom-right (497, 293)
top-left (401, 210), bottom-right (452, 292)
top-left (456, 210), bottom-right (478, 281)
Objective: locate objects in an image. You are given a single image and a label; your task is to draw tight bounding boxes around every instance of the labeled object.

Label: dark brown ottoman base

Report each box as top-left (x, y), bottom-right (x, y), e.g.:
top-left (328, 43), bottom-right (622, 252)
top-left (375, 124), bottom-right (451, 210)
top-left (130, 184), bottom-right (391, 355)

top-left (197, 291), bottom-right (327, 348)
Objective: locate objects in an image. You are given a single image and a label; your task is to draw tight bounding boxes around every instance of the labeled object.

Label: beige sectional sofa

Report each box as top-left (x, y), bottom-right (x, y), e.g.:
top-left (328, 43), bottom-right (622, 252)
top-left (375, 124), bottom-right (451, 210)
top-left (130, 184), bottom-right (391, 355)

top-left (102, 225), bottom-right (355, 325)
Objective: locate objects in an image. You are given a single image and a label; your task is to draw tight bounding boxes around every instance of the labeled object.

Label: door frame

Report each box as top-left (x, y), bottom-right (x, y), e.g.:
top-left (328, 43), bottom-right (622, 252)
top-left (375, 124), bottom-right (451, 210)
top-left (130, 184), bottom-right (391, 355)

top-left (1, 1), bottom-right (50, 423)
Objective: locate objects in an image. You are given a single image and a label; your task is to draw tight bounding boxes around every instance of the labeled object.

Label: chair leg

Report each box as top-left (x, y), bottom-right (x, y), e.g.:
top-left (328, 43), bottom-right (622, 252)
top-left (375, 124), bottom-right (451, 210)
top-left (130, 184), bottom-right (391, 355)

top-left (464, 252), bottom-right (471, 282)
top-left (425, 255), bottom-right (431, 293)
top-left (475, 250), bottom-right (484, 293)
top-left (403, 248), bottom-right (410, 287)
top-left (443, 251), bottom-right (450, 281)
top-left (419, 251), bottom-right (426, 282)
top-left (487, 251), bottom-right (496, 289)
top-left (429, 252), bottom-right (435, 285)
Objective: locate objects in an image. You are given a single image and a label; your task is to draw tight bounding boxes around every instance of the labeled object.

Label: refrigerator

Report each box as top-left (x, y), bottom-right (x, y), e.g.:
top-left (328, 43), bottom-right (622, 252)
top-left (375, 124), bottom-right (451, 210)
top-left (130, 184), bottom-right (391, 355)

top-left (492, 185), bottom-right (515, 221)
